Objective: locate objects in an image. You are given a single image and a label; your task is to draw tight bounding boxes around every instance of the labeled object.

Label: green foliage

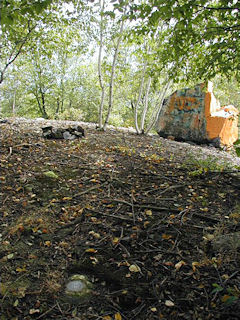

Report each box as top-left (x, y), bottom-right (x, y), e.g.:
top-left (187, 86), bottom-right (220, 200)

top-left (0, 0), bottom-right (52, 27)
top-left (211, 283), bottom-right (224, 294)
top-left (234, 139), bottom-right (240, 157)
top-left (131, 0), bottom-right (240, 82)
top-left (1, 0), bottom-right (240, 130)
top-left (182, 153), bottom-right (234, 176)
top-left (58, 107), bottom-right (85, 121)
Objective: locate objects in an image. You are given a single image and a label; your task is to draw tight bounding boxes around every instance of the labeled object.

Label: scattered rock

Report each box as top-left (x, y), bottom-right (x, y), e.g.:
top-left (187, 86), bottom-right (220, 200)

top-left (64, 274), bottom-right (93, 303)
top-left (0, 119), bottom-right (9, 124)
top-left (42, 125), bottom-right (85, 139)
top-left (212, 232), bottom-right (240, 252)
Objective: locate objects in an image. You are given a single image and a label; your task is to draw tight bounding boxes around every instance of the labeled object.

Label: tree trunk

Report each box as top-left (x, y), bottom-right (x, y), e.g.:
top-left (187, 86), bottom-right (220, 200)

top-left (140, 77), bottom-right (151, 134)
top-left (133, 61), bottom-right (147, 134)
top-left (12, 91), bottom-right (16, 115)
top-left (97, 0), bottom-right (105, 129)
top-left (103, 11), bottom-right (125, 131)
top-left (145, 79), bottom-right (171, 134)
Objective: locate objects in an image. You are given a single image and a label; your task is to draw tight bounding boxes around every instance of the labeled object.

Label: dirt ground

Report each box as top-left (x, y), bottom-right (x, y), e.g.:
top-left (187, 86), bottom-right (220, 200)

top-left (0, 118), bottom-right (240, 320)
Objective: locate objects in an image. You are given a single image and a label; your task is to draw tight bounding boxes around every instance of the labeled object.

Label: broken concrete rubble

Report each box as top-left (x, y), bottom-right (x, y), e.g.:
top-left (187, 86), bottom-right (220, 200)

top-left (42, 125), bottom-right (85, 140)
top-left (156, 82), bottom-right (239, 147)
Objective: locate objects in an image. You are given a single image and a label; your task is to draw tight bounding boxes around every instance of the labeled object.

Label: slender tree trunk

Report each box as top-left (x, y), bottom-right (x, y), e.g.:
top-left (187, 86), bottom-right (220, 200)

top-left (133, 61), bottom-right (147, 134)
top-left (145, 79), bottom-right (171, 134)
top-left (140, 77), bottom-right (151, 134)
top-left (35, 87), bottom-right (48, 119)
top-left (98, 0), bottom-right (105, 129)
top-left (55, 97), bottom-right (60, 119)
top-left (103, 12), bottom-right (125, 130)
top-left (12, 91), bottom-right (16, 115)
top-left (35, 93), bottom-right (44, 117)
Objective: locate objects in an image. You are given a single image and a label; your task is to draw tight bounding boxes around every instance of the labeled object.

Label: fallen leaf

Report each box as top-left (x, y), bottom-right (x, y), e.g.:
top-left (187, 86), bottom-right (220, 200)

top-left (175, 260), bottom-right (186, 271)
top-left (165, 300), bottom-right (175, 307)
top-left (145, 209), bottom-right (152, 216)
top-left (16, 266), bottom-right (27, 273)
top-left (222, 295), bottom-right (231, 303)
top-left (7, 253), bottom-right (14, 260)
top-left (203, 233), bottom-right (214, 241)
top-left (112, 237), bottom-right (120, 245)
top-left (192, 261), bottom-right (201, 272)
top-left (44, 241), bottom-right (51, 247)
top-left (114, 312), bottom-right (122, 320)
top-left (29, 309), bottom-right (40, 315)
top-left (85, 248), bottom-right (98, 253)
top-left (102, 316), bottom-right (112, 320)
top-left (162, 234), bottom-right (172, 240)
top-left (62, 197), bottom-right (72, 201)
top-left (89, 231), bottom-right (101, 239)
top-left (43, 171), bottom-right (59, 179)
top-left (150, 307), bottom-right (157, 312)
top-left (13, 299), bottom-right (19, 307)
top-left (129, 264), bottom-right (141, 273)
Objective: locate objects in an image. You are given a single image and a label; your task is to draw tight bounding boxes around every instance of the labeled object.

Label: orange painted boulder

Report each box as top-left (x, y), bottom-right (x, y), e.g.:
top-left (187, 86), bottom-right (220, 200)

top-left (157, 82), bottom-right (239, 147)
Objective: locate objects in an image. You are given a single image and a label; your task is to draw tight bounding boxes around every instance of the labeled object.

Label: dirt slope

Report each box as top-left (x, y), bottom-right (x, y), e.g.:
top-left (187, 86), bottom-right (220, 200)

top-left (0, 118), bottom-right (240, 320)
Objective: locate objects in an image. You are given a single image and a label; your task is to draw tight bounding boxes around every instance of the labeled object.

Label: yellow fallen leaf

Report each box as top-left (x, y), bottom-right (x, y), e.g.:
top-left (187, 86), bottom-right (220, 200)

top-left (85, 248), bottom-right (97, 253)
top-left (162, 234), bottom-right (172, 240)
top-left (44, 241), bottom-right (51, 247)
top-left (145, 210), bottom-right (152, 216)
top-left (102, 316), bottom-right (112, 320)
top-left (114, 312), bottom-right (122, 320)
top-left (144, 221), bottom-right (150, 228)
top-left (62, 197), bottom-right (72, 201)
top-left (151, 307), bottom-right (157, 312)
top-left (89, 231), bottom-right (101, 239)
top-left (129, 264), bottom-right (141, 273)
top-left (112, 237), bottom-right (120, 245)
top-left (16, 266), bottom-right (27, 273)
top-left (175, 260), bottom-right (186, 271)
top-left (192, 261), bottom-right (201, 272)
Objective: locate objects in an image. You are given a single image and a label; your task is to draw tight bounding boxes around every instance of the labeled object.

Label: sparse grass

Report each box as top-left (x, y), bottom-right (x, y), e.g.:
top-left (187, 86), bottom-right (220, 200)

top-left (181, 152), bottom-right (235, 176)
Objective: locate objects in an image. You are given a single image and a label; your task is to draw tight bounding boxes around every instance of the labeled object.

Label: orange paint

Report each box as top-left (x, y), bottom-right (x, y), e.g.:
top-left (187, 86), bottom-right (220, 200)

top-left (157, 81), bottom-right (238, 146)
top-left (169, 95), bottom-right (200, 112)
top-left (204, 86), bottom-right (239, 145)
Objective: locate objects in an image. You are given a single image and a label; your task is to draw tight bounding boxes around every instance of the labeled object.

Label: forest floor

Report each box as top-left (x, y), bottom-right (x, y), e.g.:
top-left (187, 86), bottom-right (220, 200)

top-left (0, 118), bottom-right (240, 320)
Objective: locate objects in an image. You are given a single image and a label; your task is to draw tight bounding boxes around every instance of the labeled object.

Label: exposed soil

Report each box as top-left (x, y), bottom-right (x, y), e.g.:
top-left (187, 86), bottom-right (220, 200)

top-left (0, 118), bottom-right (240, 320)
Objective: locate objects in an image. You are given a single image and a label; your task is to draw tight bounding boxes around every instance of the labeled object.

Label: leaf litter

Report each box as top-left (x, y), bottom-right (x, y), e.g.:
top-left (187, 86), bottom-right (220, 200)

top-left (0, 118), bottom-right (240, 320)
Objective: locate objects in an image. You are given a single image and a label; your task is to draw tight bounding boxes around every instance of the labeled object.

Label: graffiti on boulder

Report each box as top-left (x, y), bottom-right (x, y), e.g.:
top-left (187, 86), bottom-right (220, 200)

top-left (157, 82), bottom-right (239, 146)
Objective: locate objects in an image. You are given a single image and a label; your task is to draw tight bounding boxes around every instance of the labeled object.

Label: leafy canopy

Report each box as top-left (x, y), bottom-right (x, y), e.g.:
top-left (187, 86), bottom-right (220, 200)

top-left (0, 0), bottom-right (52, 27)
top-left (132, 0), bottom-right (240, 82)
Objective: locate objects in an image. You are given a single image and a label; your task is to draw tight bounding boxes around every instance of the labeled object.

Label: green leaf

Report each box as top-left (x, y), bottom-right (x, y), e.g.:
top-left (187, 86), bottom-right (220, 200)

top-left (235, 147), bottom-right (240, 157)
top-left (43, 171), bottom-right (59, 179)
top-left (223, 295), bottom-right (238, 305)
top-left (234, 139), bottom-right (240, 145)
top-left (211, 283), bottom-right (223, 294)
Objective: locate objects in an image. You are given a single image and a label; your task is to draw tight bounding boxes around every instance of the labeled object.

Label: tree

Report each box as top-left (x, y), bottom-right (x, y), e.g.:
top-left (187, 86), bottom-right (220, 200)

top-left (132, 0), bottom-right (240, 82)
top-left (0, 0), bottom-right (54, 84)
top-left (89, 0), bottom-right (128, 130)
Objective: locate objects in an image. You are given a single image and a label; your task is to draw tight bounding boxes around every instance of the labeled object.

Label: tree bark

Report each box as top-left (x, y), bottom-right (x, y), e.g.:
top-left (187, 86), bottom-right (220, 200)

top-left (133, 61), bottom-right (147, 134)
top-left (145, 79), bottom-right (171, 134)
top-left (103, 11), bottom-right (125, 131)
top-left (140, 77), bottom-right (151, 134)
top-left (97, 0), bottom-right (105, 129)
